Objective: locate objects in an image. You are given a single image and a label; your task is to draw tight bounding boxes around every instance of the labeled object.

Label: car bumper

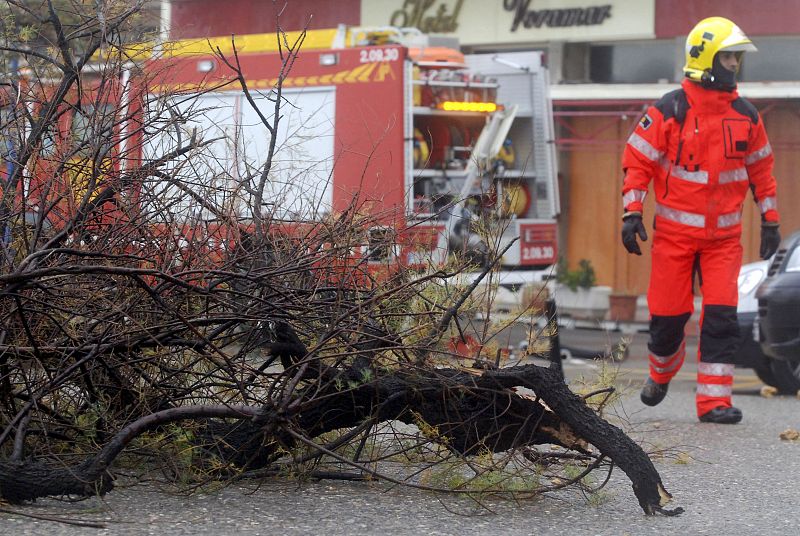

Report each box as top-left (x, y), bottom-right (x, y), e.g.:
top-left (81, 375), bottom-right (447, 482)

top-left (757, 278), bottom-right (800, 362)
top-left (733, 311), bottom-right (766, 368)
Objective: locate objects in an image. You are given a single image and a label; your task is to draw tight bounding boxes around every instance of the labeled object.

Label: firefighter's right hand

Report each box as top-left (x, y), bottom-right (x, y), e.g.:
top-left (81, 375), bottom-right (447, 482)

top-left (621, 213), bottom-right (648, 255)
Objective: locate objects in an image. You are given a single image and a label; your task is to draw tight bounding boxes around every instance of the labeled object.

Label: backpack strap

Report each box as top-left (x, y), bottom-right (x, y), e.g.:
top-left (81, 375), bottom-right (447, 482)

top-left (654, 88), bottom-right (690, 125)
top-left (732, 96), bottom-right (759, 124)
top-left (653, 89), bottom-right (691, 169)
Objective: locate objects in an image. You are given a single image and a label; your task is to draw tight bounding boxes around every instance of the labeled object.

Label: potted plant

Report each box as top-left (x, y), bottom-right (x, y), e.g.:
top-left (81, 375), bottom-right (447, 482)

top-left (554, 259), bottom-right (610, 320)
top-left (608, 291), bottom-right (639, 322)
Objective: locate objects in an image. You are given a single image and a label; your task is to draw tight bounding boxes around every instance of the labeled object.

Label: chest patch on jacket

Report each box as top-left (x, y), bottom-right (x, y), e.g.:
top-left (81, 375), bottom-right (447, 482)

top-left (723, 118), bottom-right (750, 159)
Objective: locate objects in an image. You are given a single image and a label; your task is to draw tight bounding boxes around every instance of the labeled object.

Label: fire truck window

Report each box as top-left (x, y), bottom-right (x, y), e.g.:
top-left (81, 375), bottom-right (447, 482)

top-left (71, 104), bottom-right (115, 157)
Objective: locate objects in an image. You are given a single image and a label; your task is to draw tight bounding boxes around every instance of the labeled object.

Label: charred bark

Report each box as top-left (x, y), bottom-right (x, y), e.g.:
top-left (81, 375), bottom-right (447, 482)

top-left (0, 364), bottom-right (681, 515)
top-left (0, 459), bottom-right (114, 504)
top-left (0, 405), bottom-right (259, 503)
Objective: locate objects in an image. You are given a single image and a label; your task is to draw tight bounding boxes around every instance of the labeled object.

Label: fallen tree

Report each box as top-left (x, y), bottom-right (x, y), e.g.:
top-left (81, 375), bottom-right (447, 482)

top-left (0, 0), bottom-right (681, 516)
top-left (0, 357), bottom-right (681, 515)
top-left (0, 262), bottom-right (682, 515)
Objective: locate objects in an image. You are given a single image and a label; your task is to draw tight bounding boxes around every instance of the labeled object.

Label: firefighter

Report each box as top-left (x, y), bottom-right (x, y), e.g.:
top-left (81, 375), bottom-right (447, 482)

top-left (620, 17), bottom-right (781, 424)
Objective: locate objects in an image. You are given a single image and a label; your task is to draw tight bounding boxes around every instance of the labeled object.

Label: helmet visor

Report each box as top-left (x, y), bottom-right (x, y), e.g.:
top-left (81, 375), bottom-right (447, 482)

top-left (721, 42), bottom-right (757, 52)
top-left (719, 24), bottom-right (757, 52)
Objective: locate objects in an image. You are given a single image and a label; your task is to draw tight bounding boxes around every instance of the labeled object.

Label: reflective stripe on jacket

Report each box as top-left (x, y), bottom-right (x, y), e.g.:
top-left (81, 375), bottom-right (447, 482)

top-left (622, 79), bottom-right (779, 239)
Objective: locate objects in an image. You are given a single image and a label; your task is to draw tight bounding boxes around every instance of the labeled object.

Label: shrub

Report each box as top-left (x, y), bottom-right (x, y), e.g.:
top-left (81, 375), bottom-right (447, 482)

top-left (557, 258), bottom-right (597, 291)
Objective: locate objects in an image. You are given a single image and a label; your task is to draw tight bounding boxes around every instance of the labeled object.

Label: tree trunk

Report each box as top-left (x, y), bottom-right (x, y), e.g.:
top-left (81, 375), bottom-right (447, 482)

top-left (0, 364), bottom-right (681, 515)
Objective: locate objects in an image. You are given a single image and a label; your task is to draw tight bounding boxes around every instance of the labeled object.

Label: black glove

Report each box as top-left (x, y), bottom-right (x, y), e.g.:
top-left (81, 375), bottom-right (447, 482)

top-left (760, 223), bottom-right (781, 260)
top-left (621, 213), bottom-right (648, 255)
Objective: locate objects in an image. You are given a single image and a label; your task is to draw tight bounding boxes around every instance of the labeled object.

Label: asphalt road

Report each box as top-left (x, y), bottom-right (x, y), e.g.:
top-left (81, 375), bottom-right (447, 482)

top-left (2, 328), bottom-right (799, 535)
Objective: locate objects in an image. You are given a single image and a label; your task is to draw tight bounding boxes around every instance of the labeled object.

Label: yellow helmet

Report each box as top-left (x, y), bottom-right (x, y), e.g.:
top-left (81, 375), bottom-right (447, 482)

top-left (683, 17), bottom-right (757, 83)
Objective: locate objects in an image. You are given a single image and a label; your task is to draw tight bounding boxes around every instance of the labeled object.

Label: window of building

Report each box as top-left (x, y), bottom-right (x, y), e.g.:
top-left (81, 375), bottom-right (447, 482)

top-left (589, 40), bottom-right (676, 83)
top-left (584, 36), bottom-right (800, 84)
top-left (738, 37), bottom-right (800, 82)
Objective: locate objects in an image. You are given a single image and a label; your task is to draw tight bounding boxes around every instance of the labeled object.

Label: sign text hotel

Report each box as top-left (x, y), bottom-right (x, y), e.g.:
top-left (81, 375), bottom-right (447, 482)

top-left (503, 0), bottom-right (612, 32)
top-left (389, 0), bottom-right (465, 33)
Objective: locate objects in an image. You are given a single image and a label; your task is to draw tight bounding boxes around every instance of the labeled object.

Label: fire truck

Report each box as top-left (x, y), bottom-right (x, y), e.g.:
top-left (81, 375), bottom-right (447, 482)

top-left (13, 27), bottom-right (560, 278)
top-left (140, 26), bottom-right (559, 273)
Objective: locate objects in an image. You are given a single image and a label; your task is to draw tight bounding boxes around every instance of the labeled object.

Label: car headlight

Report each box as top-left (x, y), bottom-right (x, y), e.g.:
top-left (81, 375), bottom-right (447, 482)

top-left (738, 267), bottom-right (766, 295)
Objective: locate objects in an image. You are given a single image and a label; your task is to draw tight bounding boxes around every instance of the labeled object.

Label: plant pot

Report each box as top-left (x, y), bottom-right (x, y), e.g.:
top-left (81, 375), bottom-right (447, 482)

top-left (521, 282), bottom-right (550, 312)
top-left (608, 293), bottom-right (638, 322)
top-left (554, 285), bottom-right (611, 320)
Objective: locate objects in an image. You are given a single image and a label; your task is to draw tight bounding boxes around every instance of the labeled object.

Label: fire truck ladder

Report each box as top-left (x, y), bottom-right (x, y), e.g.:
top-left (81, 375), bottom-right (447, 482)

top-left (442, 104), bottom-right (519, 260)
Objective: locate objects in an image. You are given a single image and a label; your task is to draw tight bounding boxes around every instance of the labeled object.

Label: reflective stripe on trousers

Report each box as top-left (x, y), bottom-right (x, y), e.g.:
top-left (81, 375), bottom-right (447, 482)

top-left (648, 340), bottom-right (686, 384)
top-left (697, 362), bottom-right (735, 416)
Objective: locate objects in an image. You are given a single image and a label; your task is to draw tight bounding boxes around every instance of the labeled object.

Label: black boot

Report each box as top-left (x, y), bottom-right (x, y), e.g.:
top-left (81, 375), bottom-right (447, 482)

top-left (699, 406), bottom-right (742, 424)
top-left (640, 378), bottom-right (669, 406)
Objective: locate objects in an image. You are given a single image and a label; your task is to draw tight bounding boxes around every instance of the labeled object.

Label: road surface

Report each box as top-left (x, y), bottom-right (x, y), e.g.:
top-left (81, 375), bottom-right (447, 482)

top-left (2, 328), bottom-right (798, 535)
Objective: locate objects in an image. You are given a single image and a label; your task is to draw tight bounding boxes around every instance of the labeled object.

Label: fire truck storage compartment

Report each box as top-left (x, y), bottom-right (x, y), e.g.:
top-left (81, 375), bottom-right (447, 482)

top-left (406, 47), bottom-right (558, 268)
top-left (464, 51), bottom-right (559, 222)
top-left (409, 51), bottom-right (558, 223)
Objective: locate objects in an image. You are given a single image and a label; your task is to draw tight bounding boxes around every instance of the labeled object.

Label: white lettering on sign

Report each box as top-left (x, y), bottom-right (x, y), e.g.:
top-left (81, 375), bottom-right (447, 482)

top-left (359, 47), bottom-right (401, 63)
top-left (522, 245), bottom-right (555, 262)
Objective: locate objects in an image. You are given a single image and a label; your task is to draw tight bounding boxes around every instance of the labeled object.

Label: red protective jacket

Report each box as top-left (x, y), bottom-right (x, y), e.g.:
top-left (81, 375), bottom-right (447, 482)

top-left (622, 79), bottom-right (779, 238)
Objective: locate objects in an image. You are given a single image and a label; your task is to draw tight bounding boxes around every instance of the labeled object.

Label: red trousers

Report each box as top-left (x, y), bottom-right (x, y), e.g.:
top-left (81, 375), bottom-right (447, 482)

top-left (647, 231), bottom-right (742, 417)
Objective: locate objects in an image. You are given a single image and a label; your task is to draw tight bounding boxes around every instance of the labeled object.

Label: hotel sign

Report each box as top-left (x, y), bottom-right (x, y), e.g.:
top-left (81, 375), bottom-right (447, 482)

top-left (503, 0), bottom-right (612, 32)
top-left (361, 0), bottom-right (655, 45)
top-left (389, 0), bottom-right (465, 33)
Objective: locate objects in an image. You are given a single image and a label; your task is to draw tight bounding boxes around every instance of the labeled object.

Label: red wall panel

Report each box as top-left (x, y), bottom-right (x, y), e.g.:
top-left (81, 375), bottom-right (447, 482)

top-left (656, 0), bottom-right (800, 38)
top-left (170, 0), bottom-right (361, 39)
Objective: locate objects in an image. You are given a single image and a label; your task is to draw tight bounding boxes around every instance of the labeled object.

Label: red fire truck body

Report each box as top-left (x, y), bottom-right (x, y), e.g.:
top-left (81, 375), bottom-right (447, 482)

top-left (148, 40), bottom-right (409, 223)
top-left (15, 28), bottom-right (560, 277)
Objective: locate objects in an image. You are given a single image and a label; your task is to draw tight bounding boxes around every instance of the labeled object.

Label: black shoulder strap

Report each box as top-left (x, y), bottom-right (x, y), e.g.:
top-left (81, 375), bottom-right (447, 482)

top-left (654, 89), bottom-right (689, 125)
top-left (732, 96), bottom-right (759, 124)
